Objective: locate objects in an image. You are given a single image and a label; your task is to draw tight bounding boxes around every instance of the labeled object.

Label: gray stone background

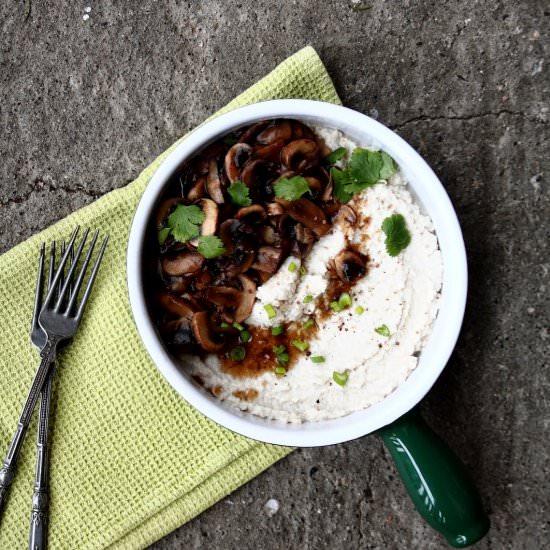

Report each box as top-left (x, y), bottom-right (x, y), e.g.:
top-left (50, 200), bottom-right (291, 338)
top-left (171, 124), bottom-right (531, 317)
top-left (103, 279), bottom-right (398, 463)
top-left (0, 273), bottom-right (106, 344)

top-left (1, 1), bottom-right (548, 548)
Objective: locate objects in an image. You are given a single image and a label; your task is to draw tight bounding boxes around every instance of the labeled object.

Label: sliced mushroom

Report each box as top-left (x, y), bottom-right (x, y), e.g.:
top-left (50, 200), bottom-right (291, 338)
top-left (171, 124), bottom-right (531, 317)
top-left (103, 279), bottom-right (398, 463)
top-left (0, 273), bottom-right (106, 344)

top-left (156, 197), bottom-right (184, 230)
top-left (157, 293), bottom-right (197, 320)
top-left (225, 249), bottom-right (256, 279)
top-left (252, 246), bottom-right (284, 274)
top-left (238, 120), bottom-right (270, 143)
top-left (235, 204), bottom-right (266, 222)
top-left (240, 159), bottom-right (267, 187)
top-left (321, 180), bottom-right (333, 202)
top-left (267, 202), bottom-right (285, 216)
top-left (305, 176), bottom-right (322, 193)
top-left (164, 276), bottom-right (188, 293)
top-left (253, 139), bottom-right (286, 163)
top-left (260, 225), bottom-right (278, 245)
top-left (162, 252), bottom-right (205, 276)
top-left (281, 139), bottom-right (320, 171)
top-left (291, 120), bottom-right (316, 140)
top-left (199, 198), bottom-right (218, 236)
top-left (234, 274), bottom-right (256, 323)
top-left (286, 198), bottom-right (331, 236)
top-left (187, 176), bottom-right (206, 201)
top-left (295, 223), bottom-right (315, 244)
top-left (191, 311), bottom-right (224, 352)
top-left (205, 286), bottom-right (241, 308)
top-left (224, 143), bottom-right (253, 183)
top-left (334, 249), bottom-right (367, 283)
top-left (218, 218), bottom-right (254, 255)
top-left (193, 270), bottom-right (213, 290)
top-left (335, 204), bottom-right (357, 226)
top-left (256, 120), bottom-right (292, 145)
top-left (207, 158), bottom-right (224, 203)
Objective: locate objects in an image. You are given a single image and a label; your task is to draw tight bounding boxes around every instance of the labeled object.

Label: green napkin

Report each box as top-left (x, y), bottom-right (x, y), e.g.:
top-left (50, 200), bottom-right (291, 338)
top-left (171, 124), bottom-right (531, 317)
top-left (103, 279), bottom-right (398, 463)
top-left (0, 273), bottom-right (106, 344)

top-left (0, 47), bottom-right (341, 549)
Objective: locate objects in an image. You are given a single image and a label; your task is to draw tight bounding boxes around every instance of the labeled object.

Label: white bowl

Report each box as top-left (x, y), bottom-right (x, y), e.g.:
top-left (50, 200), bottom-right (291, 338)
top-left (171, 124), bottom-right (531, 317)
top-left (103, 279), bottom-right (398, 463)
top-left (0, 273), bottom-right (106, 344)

top-left (127, 99), bottom-right (467, 447)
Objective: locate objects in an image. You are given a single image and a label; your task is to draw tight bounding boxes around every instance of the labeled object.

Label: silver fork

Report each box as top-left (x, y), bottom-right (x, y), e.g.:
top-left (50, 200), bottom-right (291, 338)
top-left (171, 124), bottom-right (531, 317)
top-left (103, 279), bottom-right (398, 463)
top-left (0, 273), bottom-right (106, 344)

top-left (0, 228), bottom-right (108, 528)
top-left (27, 240), bottom-right (72, 550)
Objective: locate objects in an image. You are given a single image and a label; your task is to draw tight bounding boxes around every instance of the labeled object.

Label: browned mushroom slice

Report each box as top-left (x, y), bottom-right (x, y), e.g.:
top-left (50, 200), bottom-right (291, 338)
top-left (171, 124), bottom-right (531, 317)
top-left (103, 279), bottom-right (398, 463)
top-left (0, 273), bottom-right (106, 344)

top-left (260, 225), bottom-right (279, 245)
top-left (240, 159), bottom-right (268, 187)
top-left (286, 198), bottom-right (331, 236)
top-left (238, 120), bottom-right (270, 143)
top-left (235, 204), bottom-right (266, 222)
top-left (291, 120), bottom-right (316, 140)
top-left (156, 197), bottom-right (185, 230)
top-left (252, 246), bottom-right (284, 274)
top-left (205, 286), bottom-right (241, 308)
top-left (162, 318), bottom-right (197, 350)
top-left (267, 202), bottom-right (285, 217)
top-left (187, 176), bottom-right (206, 201)
top-left (334, 249), bottom-right (367, 283)
top-left (256, 120), bottom-right (293, 145)
top-left (157, 293), bottom-right (198, 320)
top-left (335, 204), bottom-right (357, 226)
top-left (162, 251), bottom-right (205, 276)
top-left (305, 176), bottom-right (322, 193)
top-left (191, 311), bottom-right (224, 352)
top-left (321, 180), bottom-right (333, 201)
top-left (199, 198), bottom-right (218, 235)
top-left (225, 249), bottom-right (256, 279)
top-left (253, 139), bottom-right (286, 163)
top-left (165, 276), bottom-right (188, 293)
top-left (224, 143), bottom-right (253, 183)
top-left (234, 274), bottom-right (257, 323)
top-left (207, 158), bottom-right (225, 203)
top-left (219, 218), bottom-right (253, 255)
top-left (281, 139), bottom-right (320, 171)
top-left (193, 271), bottom-right (213, 290)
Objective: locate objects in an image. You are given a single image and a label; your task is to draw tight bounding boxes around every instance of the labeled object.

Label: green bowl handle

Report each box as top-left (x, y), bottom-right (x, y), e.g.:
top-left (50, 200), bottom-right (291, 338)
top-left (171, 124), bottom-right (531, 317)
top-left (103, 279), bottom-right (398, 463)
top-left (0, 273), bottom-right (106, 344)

top-left (377, 408), bottom-right (490, 547)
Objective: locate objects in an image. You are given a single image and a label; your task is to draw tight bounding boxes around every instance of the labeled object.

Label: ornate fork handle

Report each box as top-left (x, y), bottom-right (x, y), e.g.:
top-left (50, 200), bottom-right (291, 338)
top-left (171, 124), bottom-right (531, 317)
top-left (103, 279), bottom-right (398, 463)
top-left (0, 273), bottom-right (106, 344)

top-left (0, 337), bottom-right (59, 514)
top-left (28, 366), bottom-right (55, 550)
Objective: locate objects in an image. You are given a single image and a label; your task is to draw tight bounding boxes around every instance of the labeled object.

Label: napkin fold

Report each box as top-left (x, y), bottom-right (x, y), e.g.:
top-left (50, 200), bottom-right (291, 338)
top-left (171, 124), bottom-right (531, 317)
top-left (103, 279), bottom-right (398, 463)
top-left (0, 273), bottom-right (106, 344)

top-left (0, 46), bottom-right (341, 549)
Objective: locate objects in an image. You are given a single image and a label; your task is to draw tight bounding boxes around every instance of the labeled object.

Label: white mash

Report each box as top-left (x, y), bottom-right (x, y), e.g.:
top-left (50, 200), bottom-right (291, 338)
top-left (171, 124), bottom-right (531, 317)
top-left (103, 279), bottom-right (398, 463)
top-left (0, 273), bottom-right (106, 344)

top-left (183, 125), bottom-right (443, 422)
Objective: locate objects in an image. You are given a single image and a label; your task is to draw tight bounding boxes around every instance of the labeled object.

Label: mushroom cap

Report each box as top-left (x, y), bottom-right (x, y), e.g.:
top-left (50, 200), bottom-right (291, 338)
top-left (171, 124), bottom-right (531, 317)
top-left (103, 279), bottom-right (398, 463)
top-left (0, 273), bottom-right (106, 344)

top-left (281, 139), bottom-right (320, 171)
top-left (157, 293), bottom-right (198, 320)
top-left (162, 251), bottom-right (205, 276)
top-left (286, 198), bottom-right (331, 236)
top-left (256, 120), bottom-right (293, 145)
top-left (334, 249), bottom-right (367, 282)
top-left (234, 274), bottom-right (256, 323)
top-left (224, 142), bottom-right (253, 183)
top-left (191, 311), bottom-right (224, 352)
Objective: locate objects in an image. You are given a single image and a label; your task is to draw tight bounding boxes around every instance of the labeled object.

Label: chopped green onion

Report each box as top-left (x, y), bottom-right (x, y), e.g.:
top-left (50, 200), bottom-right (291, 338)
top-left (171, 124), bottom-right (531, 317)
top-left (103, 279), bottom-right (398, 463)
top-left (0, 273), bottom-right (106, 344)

top-left (333, 371), bottom-right (349, 386)
top-left (355, 306), bottom-right (364, 315)
top-left (220, 322), bottom-right (230, 329)
top-left (240, 330), bottom-right (251, 343)
top-left (375, 324), bottom-right (391, 337)
top-left (271, 325), bottom-right (284, 336)
top-left (299, 265), bottom-right (307, 276)
top-left (288, 261), bottom-right (297, 273)
top-left (273, 344), bottom-right (286, 355)
top-left (338, 292), bottom-right (352, 308)
top-left (311, 356), bottom-right (325, 363)
top-left (302, 319), bottom-right (315, 330)
top-left (233, 322), bottom-right (245, 331)
top-left (291, 339), bottom-right (309, 352)
top-left (330, 301), bottom-right (343, 312)
top-left (229, 346), bottom-right (246, 362)
top-left (274, 366), bottom-right (287, 375)
top-left (273, 344), bottom-right (289, 366)
top-left (264, 304), bottom-right (277, 319)
top-left (303, 294), bottom-right (314, 304)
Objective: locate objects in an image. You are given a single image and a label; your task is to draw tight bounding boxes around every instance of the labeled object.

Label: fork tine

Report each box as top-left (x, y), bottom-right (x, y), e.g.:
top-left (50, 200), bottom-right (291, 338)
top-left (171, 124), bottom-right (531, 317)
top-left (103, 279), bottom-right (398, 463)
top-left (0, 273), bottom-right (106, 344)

top-left (42, 227), bottom-right (80, 309)
top-left (30, 243), bottom-right (46, 334)
top-left (65, 230), bottom-right (99, 315)
top-left (75, 235), bottom-right (108, 321)
top-left (54, 229), bottom-right (90, 312)
top-left (57, 241), bottom-right (66, 302)
top-left (47, 241), bottom-right (56, 291)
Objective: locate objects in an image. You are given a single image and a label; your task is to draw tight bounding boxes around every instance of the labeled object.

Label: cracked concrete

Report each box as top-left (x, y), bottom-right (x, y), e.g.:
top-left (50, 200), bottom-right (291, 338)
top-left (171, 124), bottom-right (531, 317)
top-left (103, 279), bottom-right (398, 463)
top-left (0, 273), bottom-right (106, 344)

top-left (1, 1), bottom-right (549, 549)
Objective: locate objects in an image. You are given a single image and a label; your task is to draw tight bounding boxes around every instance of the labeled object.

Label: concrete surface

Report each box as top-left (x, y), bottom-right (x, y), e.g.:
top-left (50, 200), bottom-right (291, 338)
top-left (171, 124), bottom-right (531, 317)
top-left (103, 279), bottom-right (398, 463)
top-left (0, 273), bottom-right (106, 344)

top-left (1, 1), bottom-right (548, 548)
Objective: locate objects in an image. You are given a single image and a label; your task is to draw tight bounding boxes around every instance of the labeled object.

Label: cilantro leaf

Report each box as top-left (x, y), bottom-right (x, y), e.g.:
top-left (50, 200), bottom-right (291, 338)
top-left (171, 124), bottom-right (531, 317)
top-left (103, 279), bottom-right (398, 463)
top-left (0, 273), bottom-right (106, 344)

top-left (197, 235), bottom-right (226, 259)
top-left (227, 181), bottom-right (252, 206)
top-left (346, 148), bottom-right (384, 192)
top-left (331, 167), bottom-right (354, 203)
top-left (158, 227), bottom-right (171, 245)
top-left (381, 213), bottom-right (411, 256)
top-left (167, 204), bottom-right (205, 243)
top-left (379, 151), bottom-right (398, 180)
top-left (375, 324), bottom-right (391, 337)
top-left (274, 175), bottom-right (310, 201)
top-left (324, 147), bottom-right (347, 165)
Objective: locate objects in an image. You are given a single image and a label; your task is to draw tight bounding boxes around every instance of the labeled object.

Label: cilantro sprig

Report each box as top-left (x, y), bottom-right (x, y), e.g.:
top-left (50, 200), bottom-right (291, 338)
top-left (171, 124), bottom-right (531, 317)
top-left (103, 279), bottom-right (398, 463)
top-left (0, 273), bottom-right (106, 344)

top-left (197, 235), bottom-right (225, 259)
top-left (381, 213), bottom-right (411, 257)
top-left (331, 148), bottom-right (398, 203)
top-left (227, 181), bottom-right (252, 206)
top-left (274, 175), bottom-right (310, 201)
top-left (165, 204), bottom-right (205, 243)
